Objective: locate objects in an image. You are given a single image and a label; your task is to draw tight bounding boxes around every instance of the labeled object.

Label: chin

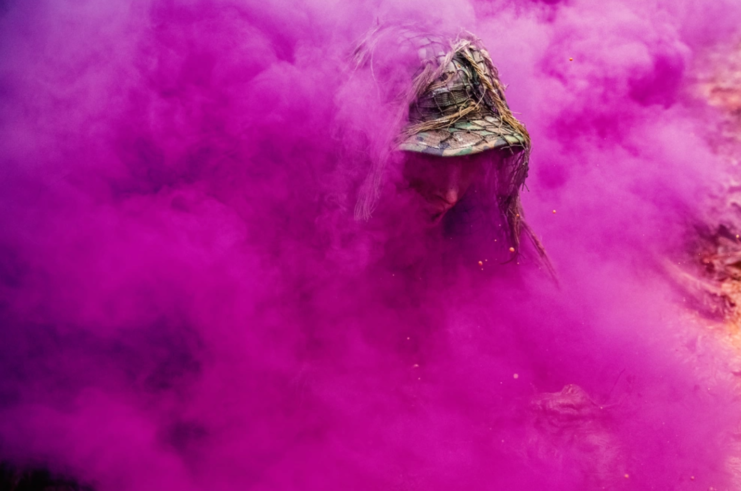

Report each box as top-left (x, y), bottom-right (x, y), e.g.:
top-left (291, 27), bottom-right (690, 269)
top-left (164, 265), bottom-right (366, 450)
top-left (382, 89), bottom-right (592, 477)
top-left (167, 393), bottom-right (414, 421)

top-left (427, 209), bottom-right (449, 227)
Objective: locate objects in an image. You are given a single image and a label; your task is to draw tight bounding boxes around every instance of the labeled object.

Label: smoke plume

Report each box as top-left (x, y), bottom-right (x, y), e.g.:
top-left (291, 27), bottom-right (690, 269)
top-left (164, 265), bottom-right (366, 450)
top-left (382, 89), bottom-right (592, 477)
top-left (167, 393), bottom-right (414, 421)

top-left (1, 0), bottom-right (740, 489)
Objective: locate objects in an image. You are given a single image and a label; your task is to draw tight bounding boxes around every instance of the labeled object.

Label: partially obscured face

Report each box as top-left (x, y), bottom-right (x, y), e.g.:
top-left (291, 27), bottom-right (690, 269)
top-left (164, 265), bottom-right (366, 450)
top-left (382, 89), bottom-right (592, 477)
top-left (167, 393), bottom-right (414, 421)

top-left (402, 151), bottom-right (492, 226)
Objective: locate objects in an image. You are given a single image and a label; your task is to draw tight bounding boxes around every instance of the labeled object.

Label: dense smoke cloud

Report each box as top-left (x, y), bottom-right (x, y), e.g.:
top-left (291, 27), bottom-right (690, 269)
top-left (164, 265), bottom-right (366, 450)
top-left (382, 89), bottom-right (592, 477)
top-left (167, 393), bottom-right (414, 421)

top-left (1, 0), bottom-right (741, 489)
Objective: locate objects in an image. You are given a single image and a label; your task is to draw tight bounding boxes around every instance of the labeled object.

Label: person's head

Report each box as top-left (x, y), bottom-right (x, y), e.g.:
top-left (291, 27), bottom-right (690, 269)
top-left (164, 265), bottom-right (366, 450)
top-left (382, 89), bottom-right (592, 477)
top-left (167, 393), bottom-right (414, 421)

top-left (350, 25), bottom-right (548, 268)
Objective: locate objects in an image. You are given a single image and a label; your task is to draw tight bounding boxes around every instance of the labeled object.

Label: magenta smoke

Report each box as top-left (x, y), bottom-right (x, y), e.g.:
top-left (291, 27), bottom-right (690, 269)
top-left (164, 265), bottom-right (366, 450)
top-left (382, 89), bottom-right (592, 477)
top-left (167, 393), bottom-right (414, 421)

top-left (1, 0), bottom-right (740, 490)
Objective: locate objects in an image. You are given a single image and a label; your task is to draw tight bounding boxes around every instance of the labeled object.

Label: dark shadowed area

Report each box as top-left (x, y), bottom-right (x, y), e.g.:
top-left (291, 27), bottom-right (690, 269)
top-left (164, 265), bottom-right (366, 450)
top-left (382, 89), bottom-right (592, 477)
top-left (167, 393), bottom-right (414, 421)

top-left (1, 0), bottom-right (741, 490)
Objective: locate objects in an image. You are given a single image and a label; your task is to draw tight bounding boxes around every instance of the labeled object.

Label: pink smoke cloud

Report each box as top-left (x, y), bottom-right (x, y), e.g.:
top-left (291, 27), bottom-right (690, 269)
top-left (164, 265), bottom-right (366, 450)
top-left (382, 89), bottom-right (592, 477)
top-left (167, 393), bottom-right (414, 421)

top-left (1, 0), bottom-right (741, 489)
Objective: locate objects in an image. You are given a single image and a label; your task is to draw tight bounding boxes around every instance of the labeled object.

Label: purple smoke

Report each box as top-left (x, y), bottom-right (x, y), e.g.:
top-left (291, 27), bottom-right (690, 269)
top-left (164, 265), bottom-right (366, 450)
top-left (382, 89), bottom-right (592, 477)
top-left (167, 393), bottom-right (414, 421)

top-left (1, 0), bottom-right (741, 489)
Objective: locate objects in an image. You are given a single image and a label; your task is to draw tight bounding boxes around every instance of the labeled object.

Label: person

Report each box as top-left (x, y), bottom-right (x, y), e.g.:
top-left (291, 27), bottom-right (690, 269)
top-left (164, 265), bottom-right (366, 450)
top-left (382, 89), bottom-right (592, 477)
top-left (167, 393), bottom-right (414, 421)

top-left (350, 25), bottom-right (553, 274)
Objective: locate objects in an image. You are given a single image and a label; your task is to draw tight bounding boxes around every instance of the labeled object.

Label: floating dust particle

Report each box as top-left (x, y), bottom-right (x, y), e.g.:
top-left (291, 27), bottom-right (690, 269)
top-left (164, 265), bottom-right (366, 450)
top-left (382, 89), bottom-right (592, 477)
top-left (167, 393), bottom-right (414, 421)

top-left (624, 474), bottom-right (629, 479)
top-left (478, 260), bottom-right (483, 266)
top-left (413, 364), bottom-right (419, 368)
top-left (509, 247), bottom-right (515, 253)
top-left (513, 373), bottom-right (519, 379)
top-left (690, 476), bottom-right (695, 480)
top-left (569, 57), bottom-right (573, 61)
top-left (552, 210), bottom-right (557, 214)
top-left (406, 337), bottom-right (410, 340)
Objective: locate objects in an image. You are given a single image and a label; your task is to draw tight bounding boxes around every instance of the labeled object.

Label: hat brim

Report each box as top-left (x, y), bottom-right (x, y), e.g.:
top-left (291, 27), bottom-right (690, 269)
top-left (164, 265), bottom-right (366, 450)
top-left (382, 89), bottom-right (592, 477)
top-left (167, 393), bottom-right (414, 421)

top-left (398, 114), bottom-right (527, 157)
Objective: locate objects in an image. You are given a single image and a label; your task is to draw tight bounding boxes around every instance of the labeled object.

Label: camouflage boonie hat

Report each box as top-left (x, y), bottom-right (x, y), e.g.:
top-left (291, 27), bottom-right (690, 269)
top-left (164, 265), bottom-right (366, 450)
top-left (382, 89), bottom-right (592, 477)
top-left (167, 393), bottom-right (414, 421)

top-left (397, 32), bottom-right (530, 157)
